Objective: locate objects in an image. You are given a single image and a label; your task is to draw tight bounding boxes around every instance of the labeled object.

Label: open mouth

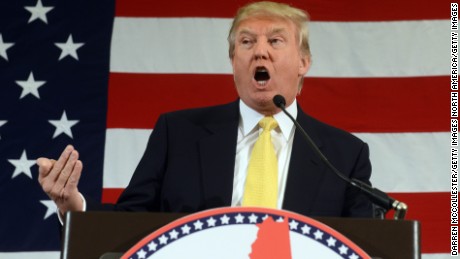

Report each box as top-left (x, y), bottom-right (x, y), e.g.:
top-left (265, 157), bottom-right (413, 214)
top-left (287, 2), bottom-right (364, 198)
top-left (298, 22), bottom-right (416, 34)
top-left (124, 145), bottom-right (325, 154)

top-left (254, 67), bottom-right (270, 86)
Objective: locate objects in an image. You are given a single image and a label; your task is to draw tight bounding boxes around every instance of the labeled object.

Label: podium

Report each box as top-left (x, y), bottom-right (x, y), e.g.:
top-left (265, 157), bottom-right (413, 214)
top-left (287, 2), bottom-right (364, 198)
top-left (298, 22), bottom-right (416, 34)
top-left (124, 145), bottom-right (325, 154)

top-left (62, 211), bottom-right (420, 259)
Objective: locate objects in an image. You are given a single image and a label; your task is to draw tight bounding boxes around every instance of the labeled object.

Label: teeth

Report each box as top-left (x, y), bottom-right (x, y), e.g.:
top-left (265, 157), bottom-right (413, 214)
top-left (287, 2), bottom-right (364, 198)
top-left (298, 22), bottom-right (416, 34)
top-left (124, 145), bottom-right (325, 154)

top-left (256, 80), bottom-right (267, 86)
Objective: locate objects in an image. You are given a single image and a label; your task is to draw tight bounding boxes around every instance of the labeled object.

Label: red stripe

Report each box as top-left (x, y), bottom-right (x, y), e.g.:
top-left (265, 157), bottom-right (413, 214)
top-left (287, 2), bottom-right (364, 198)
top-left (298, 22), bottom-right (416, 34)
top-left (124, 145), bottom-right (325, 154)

top-left (101, 188), bottom-right (123, 204)
top-left (303, 76), bottom-right (449, 133)
top-left (385, 192), bottom-right (450, 254)
top-left (115, 0), bottom-right (448, 21)
top-left (102, 189), bottom-right (450, 253)
top-left (107, 73), bottom-right (448, 133)
top-left (107, 73), bottom-right (238, 129)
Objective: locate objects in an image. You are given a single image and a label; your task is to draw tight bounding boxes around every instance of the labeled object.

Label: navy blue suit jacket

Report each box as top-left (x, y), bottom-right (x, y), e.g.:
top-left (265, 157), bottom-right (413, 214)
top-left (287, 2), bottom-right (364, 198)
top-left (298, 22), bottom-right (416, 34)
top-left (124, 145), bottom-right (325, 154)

top-left (93, 100), bottom-right (373, 217)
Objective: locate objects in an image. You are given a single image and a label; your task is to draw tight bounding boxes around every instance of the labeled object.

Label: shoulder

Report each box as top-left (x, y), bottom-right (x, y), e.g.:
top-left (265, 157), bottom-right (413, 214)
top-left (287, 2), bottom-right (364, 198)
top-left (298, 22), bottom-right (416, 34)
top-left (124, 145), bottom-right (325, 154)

top-left (297, 109), bottom-right (367, 154)
top-left (308, 115), bottom-right (363, 143)
top-left (154, 100), bottom-right (240, 130)
top-left (166, 100), bottom-right (238, 120)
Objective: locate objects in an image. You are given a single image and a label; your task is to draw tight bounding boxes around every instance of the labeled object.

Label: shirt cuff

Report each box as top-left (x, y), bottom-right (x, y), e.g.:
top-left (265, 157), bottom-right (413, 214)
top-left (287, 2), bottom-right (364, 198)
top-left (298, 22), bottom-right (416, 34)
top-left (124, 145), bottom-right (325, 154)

top-left (57, 192), bottom-right (87, 225)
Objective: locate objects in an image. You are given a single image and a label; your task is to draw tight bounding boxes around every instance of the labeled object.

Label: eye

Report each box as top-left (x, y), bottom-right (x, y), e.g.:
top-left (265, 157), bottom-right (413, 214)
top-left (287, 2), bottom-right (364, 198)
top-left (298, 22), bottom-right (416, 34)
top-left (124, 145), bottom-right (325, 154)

top-left (269, 37), bottom-right (284, 46)
top-left (240, 37), bottom-right (254, 48)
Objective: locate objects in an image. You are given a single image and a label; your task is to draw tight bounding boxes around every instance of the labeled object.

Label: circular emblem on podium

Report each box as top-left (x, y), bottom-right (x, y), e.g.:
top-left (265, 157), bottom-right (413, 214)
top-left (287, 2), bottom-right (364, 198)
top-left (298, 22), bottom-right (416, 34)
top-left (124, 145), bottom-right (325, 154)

top-left (122, 207), bottom-right (371, 259)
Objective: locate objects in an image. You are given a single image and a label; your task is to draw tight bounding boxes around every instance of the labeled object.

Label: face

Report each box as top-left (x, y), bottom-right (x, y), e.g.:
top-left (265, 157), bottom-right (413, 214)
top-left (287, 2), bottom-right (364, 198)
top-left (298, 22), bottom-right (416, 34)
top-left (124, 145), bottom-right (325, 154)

top-left (231, 16), bottom-right (310, 115)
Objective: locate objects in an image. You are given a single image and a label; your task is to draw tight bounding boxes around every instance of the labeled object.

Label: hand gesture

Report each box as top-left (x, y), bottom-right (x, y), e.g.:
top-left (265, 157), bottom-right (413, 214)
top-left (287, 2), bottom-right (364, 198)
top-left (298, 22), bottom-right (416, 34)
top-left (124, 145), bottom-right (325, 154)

top-left (37, 145), bottom-right (84, 215)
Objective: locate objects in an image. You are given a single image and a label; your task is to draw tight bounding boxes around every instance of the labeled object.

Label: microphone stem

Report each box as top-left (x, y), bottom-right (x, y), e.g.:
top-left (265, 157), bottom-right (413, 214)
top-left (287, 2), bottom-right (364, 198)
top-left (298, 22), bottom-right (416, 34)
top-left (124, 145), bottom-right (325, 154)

top-left (281, 105), bottom-right (350, 184)
top-left (277, 102), bottom-right (408, 220)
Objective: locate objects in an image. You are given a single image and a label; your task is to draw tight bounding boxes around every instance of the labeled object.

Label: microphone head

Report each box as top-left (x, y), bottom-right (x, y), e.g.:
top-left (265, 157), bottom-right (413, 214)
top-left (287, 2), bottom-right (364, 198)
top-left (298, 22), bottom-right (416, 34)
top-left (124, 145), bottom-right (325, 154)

top-left (273, 95), bottom-right (286, 108)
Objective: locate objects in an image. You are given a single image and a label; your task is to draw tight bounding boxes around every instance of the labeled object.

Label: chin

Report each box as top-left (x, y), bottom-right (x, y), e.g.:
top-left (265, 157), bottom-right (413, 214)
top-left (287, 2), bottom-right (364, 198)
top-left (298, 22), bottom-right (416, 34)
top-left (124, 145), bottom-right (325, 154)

top-left (251, 93), bottom-right (273, 105)
top-left (251, 96), bottom-right (277, 114)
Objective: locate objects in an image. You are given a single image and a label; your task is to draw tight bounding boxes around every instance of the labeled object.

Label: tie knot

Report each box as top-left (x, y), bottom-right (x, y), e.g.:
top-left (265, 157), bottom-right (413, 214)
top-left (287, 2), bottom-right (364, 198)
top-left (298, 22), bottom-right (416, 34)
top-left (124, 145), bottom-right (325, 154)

top-left (259, 116), bottom-right (278, 131)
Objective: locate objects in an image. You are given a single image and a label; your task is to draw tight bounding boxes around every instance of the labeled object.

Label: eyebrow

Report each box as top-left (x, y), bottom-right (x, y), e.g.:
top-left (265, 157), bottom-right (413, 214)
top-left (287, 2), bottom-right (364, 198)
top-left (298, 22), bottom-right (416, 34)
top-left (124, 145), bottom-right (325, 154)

top-left (269, 28), bottom-right (288, 36)
top-left (237, 27), bottom-right (288, 38)
top-left (237, 29), bottom-right (257, 38)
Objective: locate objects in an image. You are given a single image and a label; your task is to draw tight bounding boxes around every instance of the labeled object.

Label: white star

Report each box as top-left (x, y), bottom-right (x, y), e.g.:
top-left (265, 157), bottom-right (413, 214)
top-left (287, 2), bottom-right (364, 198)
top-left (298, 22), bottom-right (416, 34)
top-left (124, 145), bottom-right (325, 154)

top-left (0, 120), bottom-right (7, 140)
top-left (48, 111), bottom-right (79, 138)
top-left (289, 220), bottom-right (299, 230)
top-left (136, 249), bottom-right (146, 259)
top-left (0, 34), bottom-right (14, 61)
top-left (301, 224), bottom-right (311, 235)
top-left (234, 213), bottom-right (245, 223)
top-left (220, 214), bottom-right (230, 225)
top-left (248, 213), bottom-right (258, 223)
top-left (24, 0), bottom-right (54, 24)
top-left (261, 214), bottom-right (269, 221)
top-left (349, 253), bottom-right (359, 259)
top-left (40, 200), bottom-right (57, 220)
top-left (339, 244), bottom-right (349, 255)
top-left (147, 241), bottom-right (157, 251)
top-left (326, 237), bottom-right (337, 247)
top-left (158, 234), bottom-right (168, 245)
top-left (15, 72), bottom-right (46, 99)
top-left (193, 220), bottom-right (203, 230)
top-left (169, 229), bottom-right (179, 240)
top-left (207, 217), bottom-right (216, 227)
top-left (55, 34), bottom-right (84, 60)
top-left (181, 224), bottom-right (191, 235)
top-left (8, 150), bottom-right (36, 179)
top-left (276, 217), bottom-right (284, 222)
top-left (313, 229), bottom-right (324, 240)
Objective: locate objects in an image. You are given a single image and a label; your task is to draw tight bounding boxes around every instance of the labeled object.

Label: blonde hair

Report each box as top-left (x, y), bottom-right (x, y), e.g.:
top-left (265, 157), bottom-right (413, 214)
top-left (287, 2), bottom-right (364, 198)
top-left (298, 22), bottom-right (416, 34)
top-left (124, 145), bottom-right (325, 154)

top-left (228, 1), bottom-right (311, 60)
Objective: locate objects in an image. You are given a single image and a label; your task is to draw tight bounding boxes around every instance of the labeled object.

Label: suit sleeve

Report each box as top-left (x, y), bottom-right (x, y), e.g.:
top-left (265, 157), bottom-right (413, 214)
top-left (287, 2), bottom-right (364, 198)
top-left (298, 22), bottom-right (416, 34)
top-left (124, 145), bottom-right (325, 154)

top-left (342, 142), bottom-right (374, 217)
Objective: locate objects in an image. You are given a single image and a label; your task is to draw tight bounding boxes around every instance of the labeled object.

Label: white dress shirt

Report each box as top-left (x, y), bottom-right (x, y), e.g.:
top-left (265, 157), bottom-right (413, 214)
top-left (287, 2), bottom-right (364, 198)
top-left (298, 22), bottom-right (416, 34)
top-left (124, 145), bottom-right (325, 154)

top-left (231, 99), bottom-right (297, 209)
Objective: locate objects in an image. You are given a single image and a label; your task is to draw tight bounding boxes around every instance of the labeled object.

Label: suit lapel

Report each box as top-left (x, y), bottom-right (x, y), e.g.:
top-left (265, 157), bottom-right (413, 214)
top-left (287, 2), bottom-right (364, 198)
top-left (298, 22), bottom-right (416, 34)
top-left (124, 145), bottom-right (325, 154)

top-left (196, 102), bottom-right (328, 212)
top-left (199, 101), bottom-right (240, 208)
top-left (282, 107), bottom-right (327, 215)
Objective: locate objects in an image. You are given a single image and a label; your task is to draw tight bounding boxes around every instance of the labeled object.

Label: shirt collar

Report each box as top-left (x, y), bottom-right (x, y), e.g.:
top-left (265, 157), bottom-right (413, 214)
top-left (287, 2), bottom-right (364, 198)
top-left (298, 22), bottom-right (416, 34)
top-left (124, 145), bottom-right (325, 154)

top-left (239, 99), bottom-right (297, 140)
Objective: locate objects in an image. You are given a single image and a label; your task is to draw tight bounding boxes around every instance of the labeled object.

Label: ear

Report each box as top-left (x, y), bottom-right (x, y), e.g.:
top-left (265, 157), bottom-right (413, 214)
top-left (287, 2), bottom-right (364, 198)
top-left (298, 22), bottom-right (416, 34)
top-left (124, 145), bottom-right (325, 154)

top-left (298, 54), bottom-right (311, 76)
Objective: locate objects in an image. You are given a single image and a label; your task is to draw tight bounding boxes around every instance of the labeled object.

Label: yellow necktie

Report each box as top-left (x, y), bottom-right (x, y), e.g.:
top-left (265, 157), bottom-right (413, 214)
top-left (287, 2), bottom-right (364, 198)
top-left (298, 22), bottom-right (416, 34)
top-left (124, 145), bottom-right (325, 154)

top-left (242, 116), bottom-right (278, 208)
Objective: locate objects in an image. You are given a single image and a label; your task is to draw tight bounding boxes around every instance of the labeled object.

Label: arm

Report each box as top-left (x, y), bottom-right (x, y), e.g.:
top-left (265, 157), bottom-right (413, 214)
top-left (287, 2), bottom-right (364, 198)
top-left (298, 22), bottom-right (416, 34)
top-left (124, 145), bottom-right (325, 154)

top-left (342, 142), bottom-right (374, 218)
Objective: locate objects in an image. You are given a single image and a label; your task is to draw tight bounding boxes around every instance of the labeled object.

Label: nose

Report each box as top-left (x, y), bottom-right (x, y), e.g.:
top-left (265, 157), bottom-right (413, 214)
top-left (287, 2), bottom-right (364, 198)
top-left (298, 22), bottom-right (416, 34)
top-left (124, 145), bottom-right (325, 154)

top-left (254, 40), bottom-right (269, 60)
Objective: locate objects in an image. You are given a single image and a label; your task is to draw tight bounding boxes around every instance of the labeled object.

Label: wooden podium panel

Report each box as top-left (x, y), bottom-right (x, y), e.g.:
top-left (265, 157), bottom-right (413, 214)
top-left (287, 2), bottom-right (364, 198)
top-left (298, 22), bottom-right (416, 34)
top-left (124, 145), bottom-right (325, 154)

top-left (62, 211), bottom-right (420, 259)
top-left (319, 217), bottom-right (420, 259)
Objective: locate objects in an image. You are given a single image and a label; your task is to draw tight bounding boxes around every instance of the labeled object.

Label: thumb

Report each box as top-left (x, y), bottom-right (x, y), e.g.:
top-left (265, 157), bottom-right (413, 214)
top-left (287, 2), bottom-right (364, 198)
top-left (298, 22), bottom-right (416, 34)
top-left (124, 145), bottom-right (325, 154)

top-left (36, 158), bottom-right (56, 181)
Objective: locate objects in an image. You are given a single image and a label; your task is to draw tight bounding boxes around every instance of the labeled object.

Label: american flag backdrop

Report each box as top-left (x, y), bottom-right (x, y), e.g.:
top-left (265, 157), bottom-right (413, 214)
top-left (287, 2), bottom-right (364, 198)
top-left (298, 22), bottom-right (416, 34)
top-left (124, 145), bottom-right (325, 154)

top-left (0, 0), bottom-right (449, 258)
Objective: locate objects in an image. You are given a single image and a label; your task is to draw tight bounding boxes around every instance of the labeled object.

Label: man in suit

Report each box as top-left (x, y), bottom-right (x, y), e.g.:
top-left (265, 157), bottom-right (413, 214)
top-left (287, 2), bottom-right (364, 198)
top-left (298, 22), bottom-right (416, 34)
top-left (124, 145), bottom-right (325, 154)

top-left (37, 1), bottom-right (373, 218)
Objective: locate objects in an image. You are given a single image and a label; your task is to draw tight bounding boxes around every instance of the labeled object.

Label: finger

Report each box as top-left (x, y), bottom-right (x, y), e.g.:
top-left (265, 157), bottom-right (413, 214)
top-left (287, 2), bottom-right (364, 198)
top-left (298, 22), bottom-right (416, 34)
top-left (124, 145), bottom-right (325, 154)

top-left (61, 160), bottom-right (83, 199)
top-left (47, 145), bottom-right (74, 182)
top-left (53, 150), bottom-right (79, 196)
top-left (49, 149), bottom-right (78, 199)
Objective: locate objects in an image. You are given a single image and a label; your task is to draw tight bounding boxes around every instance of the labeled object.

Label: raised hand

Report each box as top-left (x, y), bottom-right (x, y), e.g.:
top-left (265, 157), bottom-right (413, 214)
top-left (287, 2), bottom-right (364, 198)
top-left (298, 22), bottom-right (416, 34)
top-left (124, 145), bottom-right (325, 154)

top-left (37, 145), bottom-right (84, 215)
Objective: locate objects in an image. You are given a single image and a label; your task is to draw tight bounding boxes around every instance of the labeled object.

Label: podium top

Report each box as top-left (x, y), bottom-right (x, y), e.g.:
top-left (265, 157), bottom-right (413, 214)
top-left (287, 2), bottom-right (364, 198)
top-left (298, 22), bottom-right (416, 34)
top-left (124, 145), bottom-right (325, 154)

top-left (62, 211), bottom-right (420, 259)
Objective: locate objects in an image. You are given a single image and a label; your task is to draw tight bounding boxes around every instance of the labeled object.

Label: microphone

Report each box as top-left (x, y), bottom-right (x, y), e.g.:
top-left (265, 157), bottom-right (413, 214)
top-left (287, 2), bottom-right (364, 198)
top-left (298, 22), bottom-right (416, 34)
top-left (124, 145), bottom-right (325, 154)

top-left (273, 95), bottom-right (408, 220)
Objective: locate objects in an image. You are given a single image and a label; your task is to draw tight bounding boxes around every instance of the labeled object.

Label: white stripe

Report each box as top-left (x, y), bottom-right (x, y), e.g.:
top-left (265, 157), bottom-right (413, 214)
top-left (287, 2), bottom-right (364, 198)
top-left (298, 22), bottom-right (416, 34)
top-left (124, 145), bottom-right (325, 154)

top-left (422, 254), bottom-right (451, 259)
top-left (103, 129), bottom-right (448, 193)
top-left (309, 20), bottom-right (448, 77)
top-left (110, 18), bottom-right (448, 77)
top-left (110, 18), bottom-right (231, 75)
top-left (0, 252), bottom-right (60, 258)
top-left (356, 132), bottom-right (449, 192)
top-left (103, 128), bottom-right (152, 188)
